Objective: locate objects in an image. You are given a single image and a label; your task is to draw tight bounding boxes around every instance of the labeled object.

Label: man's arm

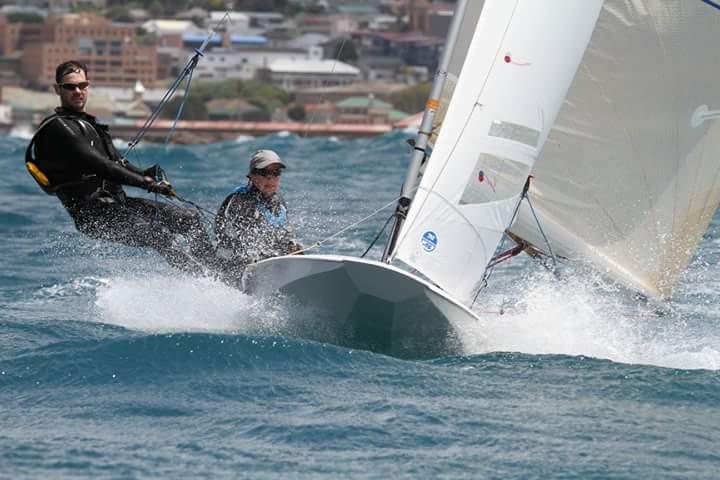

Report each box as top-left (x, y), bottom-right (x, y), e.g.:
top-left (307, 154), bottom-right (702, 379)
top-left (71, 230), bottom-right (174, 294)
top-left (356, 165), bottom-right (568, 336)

top-left (43, 118), bottom-right (148, 188)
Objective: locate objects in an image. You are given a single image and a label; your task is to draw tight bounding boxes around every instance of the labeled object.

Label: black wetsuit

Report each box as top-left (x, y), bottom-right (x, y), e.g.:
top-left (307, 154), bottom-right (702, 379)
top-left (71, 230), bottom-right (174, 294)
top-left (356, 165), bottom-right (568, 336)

top-left (215, 184), bottom-right (296, 284)
top-left (27, 107), bottom-right (214, 271)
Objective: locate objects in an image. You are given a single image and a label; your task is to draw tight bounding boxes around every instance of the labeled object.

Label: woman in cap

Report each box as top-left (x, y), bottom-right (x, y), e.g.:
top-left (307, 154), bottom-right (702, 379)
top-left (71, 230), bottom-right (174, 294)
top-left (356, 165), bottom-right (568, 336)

top-left (215, 149), bottom-right (301, 285)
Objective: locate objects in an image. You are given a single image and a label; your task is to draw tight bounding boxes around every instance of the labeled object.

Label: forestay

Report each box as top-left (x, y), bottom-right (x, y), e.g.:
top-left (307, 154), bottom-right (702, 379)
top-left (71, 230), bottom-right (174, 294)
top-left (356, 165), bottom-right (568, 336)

top-left (392, 0), bottom-right (604, 303)
top-left (510, 0), bottom-right (720, 299)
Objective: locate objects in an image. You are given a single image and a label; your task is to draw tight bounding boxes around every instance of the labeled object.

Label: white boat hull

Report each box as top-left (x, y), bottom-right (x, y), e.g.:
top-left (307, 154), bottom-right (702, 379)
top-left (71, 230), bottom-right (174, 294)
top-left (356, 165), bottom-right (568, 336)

top-left (242, 255), bottom-right (480, 358)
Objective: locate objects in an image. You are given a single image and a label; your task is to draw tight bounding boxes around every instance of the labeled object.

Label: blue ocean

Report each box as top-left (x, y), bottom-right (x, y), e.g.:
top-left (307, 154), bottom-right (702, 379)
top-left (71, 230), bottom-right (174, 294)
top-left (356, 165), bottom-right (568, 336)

top-left (1, 131), bottom-right (718, 479)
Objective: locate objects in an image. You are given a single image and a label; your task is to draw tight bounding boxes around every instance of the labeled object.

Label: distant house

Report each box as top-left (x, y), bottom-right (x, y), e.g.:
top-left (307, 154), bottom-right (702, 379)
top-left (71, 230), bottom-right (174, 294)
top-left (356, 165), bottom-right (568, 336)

top-left (174, 7), bottom-right (208, 23)
top-left (354, 31), bottom-right (443, 78)
top-left (259, 59), bottom-right (361, 92)
top-left (205, 98), bottom-right (262, 121)
top-left (294, 80), bottom-right (408, 105)
top-left (356, 55), bottom-right (404, 82)
top-left (303, 101), bottom-right (335, 124)
top-left (335, 95), bottom-right (408, 125)
top-left (296, 14), bottom-right (357, 36)
top-left (240, 11), bottom-right (287, 30)
top-left (142, 19), bottom-right (195, 37)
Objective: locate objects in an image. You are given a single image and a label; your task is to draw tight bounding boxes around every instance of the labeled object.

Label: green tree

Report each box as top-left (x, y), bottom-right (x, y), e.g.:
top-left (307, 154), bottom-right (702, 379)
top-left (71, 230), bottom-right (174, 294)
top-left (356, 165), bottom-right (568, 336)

top-left (6, 12), bottom-right (44, 23)
top-left (390, 82), bottom-right (432, 114)
top-left (161, 95), bottom-right (207, 121)
top-left (287, 104), bottom-right (306, 121)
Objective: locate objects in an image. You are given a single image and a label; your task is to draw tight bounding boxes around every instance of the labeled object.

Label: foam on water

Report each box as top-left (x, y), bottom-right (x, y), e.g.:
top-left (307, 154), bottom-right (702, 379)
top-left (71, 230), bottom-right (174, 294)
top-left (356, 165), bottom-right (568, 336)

top-left (94, 272), bottom-right (292, 336)
top-left (462, 269), bottom-right (720, 371)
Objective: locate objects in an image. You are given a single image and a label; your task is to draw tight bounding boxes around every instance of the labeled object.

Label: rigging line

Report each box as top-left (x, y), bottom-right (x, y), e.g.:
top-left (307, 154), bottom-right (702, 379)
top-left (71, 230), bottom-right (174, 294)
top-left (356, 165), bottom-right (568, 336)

top-left (471, 195), bottom-right (524, 308)
top-left (294, 195), bottom-right (405, 255)
top-left (123, 12), bottom-right (232, 159)
top-left (701, 0), bottom-right (720, 11)
top-left (525, 194), bottom-right (558, 268)
top-left (163, 64), bottom-right (196, 147)
top-left (361, 213), bottom-right (394, 258)
top-left (172, 193), bottom-right (217, 218)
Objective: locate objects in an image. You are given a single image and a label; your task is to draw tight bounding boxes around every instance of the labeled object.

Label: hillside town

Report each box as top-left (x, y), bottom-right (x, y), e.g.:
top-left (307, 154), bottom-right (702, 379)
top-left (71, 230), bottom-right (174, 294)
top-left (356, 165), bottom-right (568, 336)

top-left (0, 0), bottom-right (458, 140)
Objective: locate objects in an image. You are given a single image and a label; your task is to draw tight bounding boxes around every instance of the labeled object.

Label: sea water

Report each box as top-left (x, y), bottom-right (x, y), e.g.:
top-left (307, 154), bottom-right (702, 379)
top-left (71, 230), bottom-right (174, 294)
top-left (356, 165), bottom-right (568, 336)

top-left (1, 133), bottom-right (718, 479)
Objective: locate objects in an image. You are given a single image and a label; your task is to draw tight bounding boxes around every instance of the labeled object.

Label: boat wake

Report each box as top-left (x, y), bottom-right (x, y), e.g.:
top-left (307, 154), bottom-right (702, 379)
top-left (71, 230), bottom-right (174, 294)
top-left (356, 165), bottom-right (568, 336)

top-left (89, 266), bottom-right (719, 370)
top-left (94, 273), bottom-right (290, 336)
top-left (463, 270), bottom-right (720, 371)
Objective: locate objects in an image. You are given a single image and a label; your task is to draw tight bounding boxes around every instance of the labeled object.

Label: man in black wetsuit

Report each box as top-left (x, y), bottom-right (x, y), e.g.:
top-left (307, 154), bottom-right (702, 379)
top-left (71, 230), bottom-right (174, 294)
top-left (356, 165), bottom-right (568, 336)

top-left (25, 60), bottom-right (215, 271)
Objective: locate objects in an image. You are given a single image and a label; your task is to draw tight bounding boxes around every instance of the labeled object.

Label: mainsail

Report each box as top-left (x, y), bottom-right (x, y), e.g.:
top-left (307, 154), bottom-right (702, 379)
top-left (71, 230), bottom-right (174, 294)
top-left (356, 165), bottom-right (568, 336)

top-left (510, 0), bottom-right (720, 299)
top-left (392, 0), bottom-right (604, 303)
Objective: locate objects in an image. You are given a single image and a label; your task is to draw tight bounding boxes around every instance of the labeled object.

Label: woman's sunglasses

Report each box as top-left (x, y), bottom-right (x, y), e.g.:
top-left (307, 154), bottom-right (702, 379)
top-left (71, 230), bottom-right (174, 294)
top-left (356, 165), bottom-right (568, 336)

top-left (59, 82), bottom-right (90, 91)
top-left (253, 169), bottom-right (283, 177)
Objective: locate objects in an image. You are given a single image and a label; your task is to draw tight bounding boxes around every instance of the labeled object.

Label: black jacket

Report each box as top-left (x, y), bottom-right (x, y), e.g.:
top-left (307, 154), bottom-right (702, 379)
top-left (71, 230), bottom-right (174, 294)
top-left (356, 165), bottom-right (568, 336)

top-left (28, 107), bottom-right (147, 203)
top-left (215, 184), bottom-right (296, 265)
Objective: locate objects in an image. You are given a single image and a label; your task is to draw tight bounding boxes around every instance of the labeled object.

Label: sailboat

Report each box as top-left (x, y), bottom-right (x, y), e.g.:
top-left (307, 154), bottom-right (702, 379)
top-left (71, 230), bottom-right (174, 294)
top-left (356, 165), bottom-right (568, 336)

top-left (242, 0), bottom-right (720, 357)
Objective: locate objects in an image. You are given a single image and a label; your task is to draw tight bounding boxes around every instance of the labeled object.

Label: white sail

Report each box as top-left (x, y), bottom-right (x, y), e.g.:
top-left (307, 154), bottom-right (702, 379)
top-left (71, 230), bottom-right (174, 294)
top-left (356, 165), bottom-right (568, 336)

top-left (510, 0), bottom-right (720, 299)
top-left (392, 0), bottom-right (604, 303)
top-left (431, 0), bottom-right (485, 146)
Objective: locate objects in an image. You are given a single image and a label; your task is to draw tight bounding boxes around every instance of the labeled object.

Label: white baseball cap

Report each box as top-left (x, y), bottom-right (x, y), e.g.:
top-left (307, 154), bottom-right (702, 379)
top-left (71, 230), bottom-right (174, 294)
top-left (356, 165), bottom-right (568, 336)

top-left (248, 149), bottom-right (286, 175)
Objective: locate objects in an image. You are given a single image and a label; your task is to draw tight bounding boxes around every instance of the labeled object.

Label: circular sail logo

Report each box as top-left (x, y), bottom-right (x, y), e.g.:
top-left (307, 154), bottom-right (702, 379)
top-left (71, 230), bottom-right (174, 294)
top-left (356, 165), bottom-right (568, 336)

top-left (421, 231), bottom-right (438, 252)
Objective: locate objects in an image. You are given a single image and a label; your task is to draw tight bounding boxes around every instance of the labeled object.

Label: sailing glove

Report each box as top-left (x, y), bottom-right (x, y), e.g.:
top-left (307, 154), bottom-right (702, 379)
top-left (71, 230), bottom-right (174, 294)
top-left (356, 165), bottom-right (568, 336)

top-left (142, 164), bottom-right (167, 182)
top-left (144, 178), bottom-right (174, 196)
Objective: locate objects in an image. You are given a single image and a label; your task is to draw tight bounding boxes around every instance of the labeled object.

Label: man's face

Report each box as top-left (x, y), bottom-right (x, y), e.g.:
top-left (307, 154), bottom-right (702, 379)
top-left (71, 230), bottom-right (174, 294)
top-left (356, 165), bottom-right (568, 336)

top-left (53, 68), bottom-right (89, 113)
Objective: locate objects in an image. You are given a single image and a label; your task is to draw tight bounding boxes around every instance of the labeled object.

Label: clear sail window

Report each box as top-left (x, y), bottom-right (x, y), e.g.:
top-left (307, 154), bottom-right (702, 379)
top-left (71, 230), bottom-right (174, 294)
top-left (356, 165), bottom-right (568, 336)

top-left (488, 120), bottom-right (540, 148)
top-left (459, 153), bottom-right (530, 205)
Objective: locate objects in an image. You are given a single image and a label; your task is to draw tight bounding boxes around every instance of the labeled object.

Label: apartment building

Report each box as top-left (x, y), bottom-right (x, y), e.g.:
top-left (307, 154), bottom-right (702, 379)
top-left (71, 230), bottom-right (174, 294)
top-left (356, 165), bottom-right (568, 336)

top-left (0, 15), bottom-right (47, 56)
top-left (16, 14), bottom-right (158, 88)
top-left (259, 59), bottom-right (361, 92)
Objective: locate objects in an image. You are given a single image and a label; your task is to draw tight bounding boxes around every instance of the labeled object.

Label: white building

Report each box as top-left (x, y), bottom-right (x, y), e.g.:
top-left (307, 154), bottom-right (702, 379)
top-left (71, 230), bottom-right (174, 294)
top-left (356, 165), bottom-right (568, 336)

top-left (0, 103), bottom-right (12, 126)
top-left (260, 59), bottom-right (361, 92)
top-left (142, 19), bottom-right (196, 36)
top-left (192, 47), bottom-right (322, 82)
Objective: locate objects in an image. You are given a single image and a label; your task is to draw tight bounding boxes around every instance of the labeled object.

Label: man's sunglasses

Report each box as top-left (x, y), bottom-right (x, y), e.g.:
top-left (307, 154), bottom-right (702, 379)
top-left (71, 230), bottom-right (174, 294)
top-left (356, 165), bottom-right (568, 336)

top-left (59, 82), bottom-right (90, 91)
top-left (253, 169), bottom-right (282, 177)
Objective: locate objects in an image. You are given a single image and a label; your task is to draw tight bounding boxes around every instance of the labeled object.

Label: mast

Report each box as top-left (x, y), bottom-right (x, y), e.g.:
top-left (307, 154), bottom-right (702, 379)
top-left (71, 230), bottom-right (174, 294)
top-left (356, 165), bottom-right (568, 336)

top-left (381, 0), bottom-right (470, 263)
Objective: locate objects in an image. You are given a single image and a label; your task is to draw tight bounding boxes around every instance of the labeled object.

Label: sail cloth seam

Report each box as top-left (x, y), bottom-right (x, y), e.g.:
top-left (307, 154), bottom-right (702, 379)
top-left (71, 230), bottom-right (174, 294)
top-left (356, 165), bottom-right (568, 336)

top-left (391, 0), bottom-right (521, 259)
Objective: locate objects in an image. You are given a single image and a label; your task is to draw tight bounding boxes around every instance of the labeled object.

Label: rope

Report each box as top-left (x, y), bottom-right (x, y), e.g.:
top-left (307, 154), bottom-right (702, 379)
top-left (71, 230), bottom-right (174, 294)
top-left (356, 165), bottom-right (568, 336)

top-left (123, 12), bottom-right (231, 160)
top-left (525, 194), bottom-right (558, 269)
top-left (163, 65), bottom-right (196, 147)
top-left (361, 213), bottom-right (394, 258)
top-left (293, 196), bottom-right (402, 255)
top-left (471, 185), bottom-right (528, 308)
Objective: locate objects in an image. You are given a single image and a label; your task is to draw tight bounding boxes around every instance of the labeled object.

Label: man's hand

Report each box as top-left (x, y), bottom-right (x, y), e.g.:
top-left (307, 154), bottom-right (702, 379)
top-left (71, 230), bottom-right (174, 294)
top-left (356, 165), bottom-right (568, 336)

top-left (144, 177), bottom-right (175, 196)
top-left (289, 242), bottom-right (305, 255)
top-left (142, 164), bottom-right (167, 182)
